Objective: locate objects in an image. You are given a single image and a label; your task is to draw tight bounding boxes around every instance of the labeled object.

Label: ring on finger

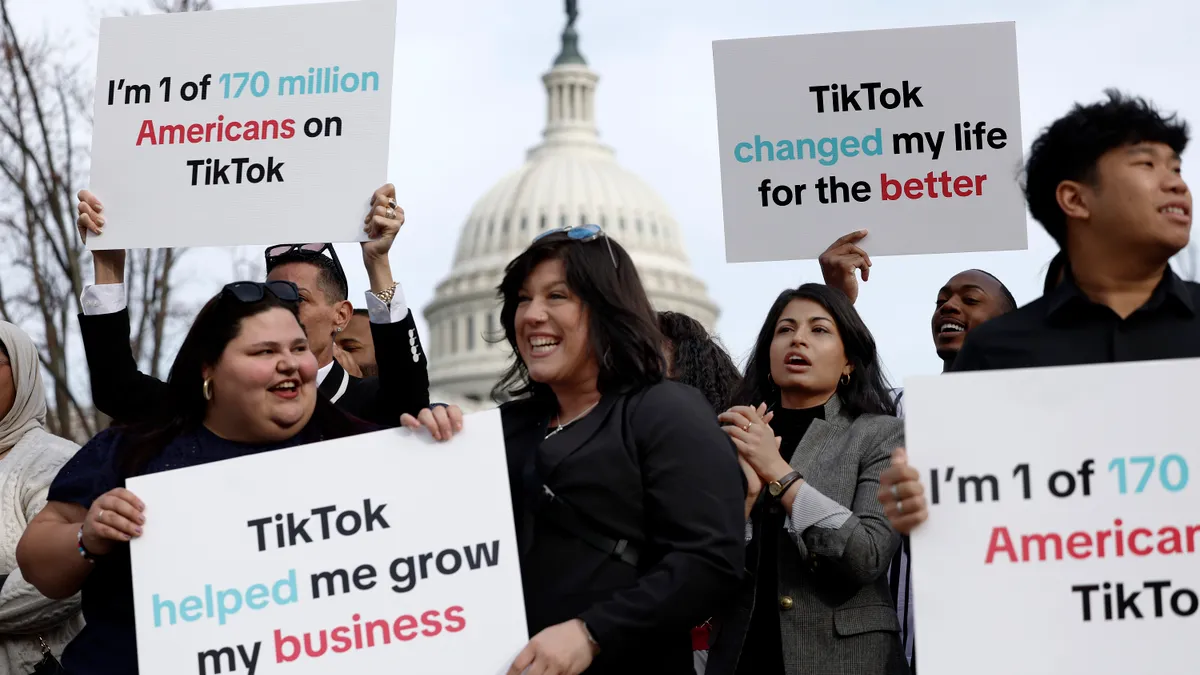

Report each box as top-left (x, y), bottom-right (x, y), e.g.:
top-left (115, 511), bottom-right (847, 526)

top-left (385, 207), bottom-right (395, 219)
top-left (98, 509), bottom-right (105, 522)
top-left (387, 197), bottom-right (397, 209)
top-left (742, 423), bottom-right (752, 432)
top-left (896, 500), bottom-right (904, 514)
top-left (890, 484), bottom-right (899, 499)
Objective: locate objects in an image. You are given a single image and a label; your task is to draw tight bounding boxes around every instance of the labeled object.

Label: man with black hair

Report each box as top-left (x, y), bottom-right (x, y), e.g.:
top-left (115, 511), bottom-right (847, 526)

top-left (337, 308), bottom-right (378, 378)
top-left (818, 231), bottom-right (1018, 374)
top-left (74, 184), bottom-right (429, 426)
top-left (951, 89), bottom-right (1197, 371)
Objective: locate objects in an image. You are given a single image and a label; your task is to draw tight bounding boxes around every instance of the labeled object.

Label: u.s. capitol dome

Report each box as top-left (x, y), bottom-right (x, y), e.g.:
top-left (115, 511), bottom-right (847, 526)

top-left (422, 8), bottom-right (719, 409)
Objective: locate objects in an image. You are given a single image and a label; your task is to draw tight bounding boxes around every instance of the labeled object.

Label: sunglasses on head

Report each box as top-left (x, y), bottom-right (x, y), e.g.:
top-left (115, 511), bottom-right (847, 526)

top-left (221, 280), bottom-right (300, 304)
top-left (533, 223), bottom-right (619, 268)
top-left (265, 242), bottom-right (342, 269)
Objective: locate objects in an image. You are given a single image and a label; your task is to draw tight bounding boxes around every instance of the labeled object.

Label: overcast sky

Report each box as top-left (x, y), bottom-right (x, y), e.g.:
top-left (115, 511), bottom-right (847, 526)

top-left (12, 0), bottom-right (1200, 390)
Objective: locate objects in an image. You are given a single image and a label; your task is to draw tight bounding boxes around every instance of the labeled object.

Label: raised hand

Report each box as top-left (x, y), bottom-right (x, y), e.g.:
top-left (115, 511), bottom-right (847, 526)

top-left (818, 230), bottom-right (872, 303)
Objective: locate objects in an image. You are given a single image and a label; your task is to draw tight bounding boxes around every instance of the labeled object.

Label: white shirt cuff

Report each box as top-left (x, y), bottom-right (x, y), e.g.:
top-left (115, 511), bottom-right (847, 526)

top-left (785, 483), bottom-right (853, 535)
top-left (363, 283), bottom-right (408, 324)
top-left (80, 283), bottom-right (128, 315)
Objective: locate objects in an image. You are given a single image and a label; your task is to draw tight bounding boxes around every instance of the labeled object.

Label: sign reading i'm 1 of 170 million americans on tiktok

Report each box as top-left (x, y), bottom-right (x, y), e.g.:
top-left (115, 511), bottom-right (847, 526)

top-left (87, 0), bottom-right (396, 251)
top-left (712, 22), bottom-right (1028, 263)
top-left (904, 358), bottom-right (1200, 675)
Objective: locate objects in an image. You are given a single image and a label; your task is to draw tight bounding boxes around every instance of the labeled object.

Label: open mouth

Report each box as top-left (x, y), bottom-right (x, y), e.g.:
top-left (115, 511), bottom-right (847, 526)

top-left (784, 353), bottom-right (810, 368)
top-left (1161, 204), bottom-right (1191, 223)
top-left (269, 379), bottom-right (300, 399)
top-left (529, 336), bottom-right (561, 356)
top-left (937, 321), bottom-right (967, 335)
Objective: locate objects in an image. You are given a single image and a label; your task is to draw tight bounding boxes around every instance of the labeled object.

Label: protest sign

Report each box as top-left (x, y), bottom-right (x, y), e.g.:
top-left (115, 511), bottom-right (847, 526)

top-left (87, 0), bottom-right (396, 250)
top-left (905, 359), bottom-right (1200, 674)
top-left (712, 22), bottom-right (1026, 263)
top-left (127, 409), bottom-right (527, 675)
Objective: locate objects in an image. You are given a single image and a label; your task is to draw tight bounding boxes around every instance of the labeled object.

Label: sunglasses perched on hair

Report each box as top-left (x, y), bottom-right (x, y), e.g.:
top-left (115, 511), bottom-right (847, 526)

top-left (533, 223), bottom-right (619, 268)
top-left (221, 280), bottom-right (300, 303)
top-left (264, 242), bottom-right (343, 272)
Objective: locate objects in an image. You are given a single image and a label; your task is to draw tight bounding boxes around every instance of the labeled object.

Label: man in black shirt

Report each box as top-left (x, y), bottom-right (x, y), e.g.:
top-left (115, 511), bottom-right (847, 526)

top-left (952, 90), bottom-right (1195, 371)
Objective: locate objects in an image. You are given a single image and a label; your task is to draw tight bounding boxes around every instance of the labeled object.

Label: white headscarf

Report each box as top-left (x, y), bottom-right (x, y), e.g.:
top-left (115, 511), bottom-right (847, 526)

top-left (0, 321), bottom-right (47, 454)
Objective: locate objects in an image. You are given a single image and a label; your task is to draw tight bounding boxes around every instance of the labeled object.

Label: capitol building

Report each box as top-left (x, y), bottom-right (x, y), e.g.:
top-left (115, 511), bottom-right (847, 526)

top-left (422, 8), bottom-right (719, 411)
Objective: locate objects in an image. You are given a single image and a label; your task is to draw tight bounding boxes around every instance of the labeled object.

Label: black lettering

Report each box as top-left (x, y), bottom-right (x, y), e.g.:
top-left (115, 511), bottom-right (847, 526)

top-left (902, 80), bottom-right (923, 107)
top-left (197, 647), bottom-right (235, 675)
top-left (1145, 580), bottom-right (1172, 618)
top-left (310, 569), bottom-right (350, 599)
top-left (336, 509), bottom-right (362, 536)
top-left (808, 85), bottom-right (830, 113)
top-left (187, 159), bottom-right (204, 186)
top-left (1116, 583), bottom-right (1142, 619)
top-left (312, 505), bottom-right (337, 539)
top-left (1072, 584), bottom-right (1099, 622)
top-left (363, 499), bottom-right (389, 531)
top-left (246, 517), bottom-right (271, 552)
top-left (464, 540), bottom-right (501, 569)
top-left (286, 513), bottom-right (311, 546)
top-left (266, 157), bottom-right (284, 182)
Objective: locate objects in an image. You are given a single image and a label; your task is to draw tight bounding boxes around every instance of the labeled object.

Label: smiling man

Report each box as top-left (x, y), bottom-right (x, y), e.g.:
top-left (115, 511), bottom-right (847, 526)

top-left (931, 270), bottom-right (1016, 372)
top-left (951, 90), bottom-right (1197, 371)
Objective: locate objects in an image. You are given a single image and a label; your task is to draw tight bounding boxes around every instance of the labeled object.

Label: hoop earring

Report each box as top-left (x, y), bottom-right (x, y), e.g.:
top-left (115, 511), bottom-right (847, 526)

top-left (202, 378), bottom-right (213, 401)
top-left (839, 373), bottom-right (851, 386)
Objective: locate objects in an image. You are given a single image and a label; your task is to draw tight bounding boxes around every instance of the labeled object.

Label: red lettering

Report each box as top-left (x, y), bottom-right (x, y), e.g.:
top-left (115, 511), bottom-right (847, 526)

top-left (421, 609), bottom-right (443, 637)
top-left (205, 121), bottom-right (217, 143)
top-left (1066, 531), bottom-right (1092, 559)
top-left (281, 119), bottom-right (296, 139)
top-left (1021, 533), bottom-right (1063, 561)
top-left (1129, 528), bottom-right (1153, 556)
top-left (903, 178), bottom-right (923, 199)
top-left (880, 171), bottom-right (988, 201)
top-left (1160, 527), bottom-right (1182, 554)
top-left (984, 526), bottom-right (1017, 563)
top-left (226, 122), bottom-right (242, 142)
top-left (303, 631), bottom-right (327, 657)
top-left (365, 619), bottom-right (390, 647)
top-left (974, 174), bottom-right (987, 194)
top-left (330, 626), bottom-right (352, 653)
top-left (393, 614), bottom-right (418, 641)
top-left (186, 124), bottom-right (204, 143)
top-left (445, 605), bottom-right (466, 633)
top-left (953, 175), bottom-right (973, 196)
top-left (135, 119), bottom-right (156, 146)
top-left (1188, 525), bottom-right (1200, 553)
top-left (274, 629), bottom-right (300, 663)
top-left (1096, 530), bottom-right (1111, 557)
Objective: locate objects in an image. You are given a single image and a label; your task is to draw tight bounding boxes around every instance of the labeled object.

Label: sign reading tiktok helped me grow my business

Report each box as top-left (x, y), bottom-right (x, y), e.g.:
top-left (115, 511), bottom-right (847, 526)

top-left (87, 0), bottom-right (397, 250)
top-left (127, 410), bottom-right (528, 675)
top-left (712, 22), bottom-right (1027, 262)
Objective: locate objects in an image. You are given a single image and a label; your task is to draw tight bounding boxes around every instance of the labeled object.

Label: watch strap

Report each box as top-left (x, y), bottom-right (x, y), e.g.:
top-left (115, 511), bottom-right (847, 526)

top-left (769, 470), bottom-right (803, 499)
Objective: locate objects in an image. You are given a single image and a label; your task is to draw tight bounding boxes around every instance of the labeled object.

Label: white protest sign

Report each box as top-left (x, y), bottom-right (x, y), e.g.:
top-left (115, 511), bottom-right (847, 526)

top-left (87, 0), bottom-right (396, 250)
top-left (712, 22), bottom-right (1027, 263)
top-left (127, 409), bottom-right (528, 675)
top-left (905, 359), bottom-right (1200, 675)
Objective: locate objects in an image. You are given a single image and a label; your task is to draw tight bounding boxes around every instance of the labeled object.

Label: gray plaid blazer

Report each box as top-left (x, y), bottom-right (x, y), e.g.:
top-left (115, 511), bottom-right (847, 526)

top-left (707, 395), bottom-right (910, 675)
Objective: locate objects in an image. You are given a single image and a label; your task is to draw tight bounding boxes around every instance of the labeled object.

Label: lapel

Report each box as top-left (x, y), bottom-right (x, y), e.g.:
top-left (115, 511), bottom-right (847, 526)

top-left (787, 395), bottom-right (853, 474)
top-left (538, 392), bottom-right (622, 481)
top-left (318, 361), bottom-right (348, 402)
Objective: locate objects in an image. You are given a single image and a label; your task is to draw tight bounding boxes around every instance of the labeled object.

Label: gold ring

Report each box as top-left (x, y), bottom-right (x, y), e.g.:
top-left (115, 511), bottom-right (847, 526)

top-left (387, 197), bottom-right (397, 209)
top-left (385, 207), bottom-right (395, 219)
top-left (743, 423), bottom-right (751, 432)
top-left (97, 509), bottom-right (105, 521)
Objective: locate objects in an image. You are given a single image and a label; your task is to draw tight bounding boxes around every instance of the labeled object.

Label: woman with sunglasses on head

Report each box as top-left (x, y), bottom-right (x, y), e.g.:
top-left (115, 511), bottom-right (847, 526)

top-left (16, 280), bottom-right (461, 675)
top-left (450, 224), bottom-right (744, 675)
top-left (706, 284), bottom-right (908, 675)
top-left (74, 184), bottom-right (431, 428)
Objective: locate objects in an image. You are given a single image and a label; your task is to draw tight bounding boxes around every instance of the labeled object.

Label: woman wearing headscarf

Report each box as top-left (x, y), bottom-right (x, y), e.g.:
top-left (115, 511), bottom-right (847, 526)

top-left (707, 284), bottom-right (908, 675)
top-left (16, 282), bottom-right (458, 675)
top-left (0, 322), bottom-right (83, 674)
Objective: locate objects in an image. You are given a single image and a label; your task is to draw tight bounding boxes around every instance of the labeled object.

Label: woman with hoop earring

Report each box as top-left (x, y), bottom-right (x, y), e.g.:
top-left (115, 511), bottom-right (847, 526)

top-left (708, 283), bottom-right (909, 675)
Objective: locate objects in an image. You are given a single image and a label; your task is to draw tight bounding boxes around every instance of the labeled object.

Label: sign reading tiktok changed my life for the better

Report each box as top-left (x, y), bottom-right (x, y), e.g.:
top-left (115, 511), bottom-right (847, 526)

top-left (87, 0), bottom-right (396, 251)
top-left (904, 359), bottom-right (1200, 675)
top-left (127, 409), bottom-right (528, 675)
top-left (712, 22), bottom-right (1027, 262)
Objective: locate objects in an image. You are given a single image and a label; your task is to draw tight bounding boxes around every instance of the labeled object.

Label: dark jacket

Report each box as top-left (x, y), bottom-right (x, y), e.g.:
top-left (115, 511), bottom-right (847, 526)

top-left (78, 308), bottom-right (430, 427)
top-left (707, 395), bottom-right (908, 675)
top-left (502, 381), bottom-right (746, 674)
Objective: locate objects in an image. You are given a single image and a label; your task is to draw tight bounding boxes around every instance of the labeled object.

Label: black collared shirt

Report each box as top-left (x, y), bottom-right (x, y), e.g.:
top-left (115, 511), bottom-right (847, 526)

top-left (951, 267), bottom-right (1200, 371)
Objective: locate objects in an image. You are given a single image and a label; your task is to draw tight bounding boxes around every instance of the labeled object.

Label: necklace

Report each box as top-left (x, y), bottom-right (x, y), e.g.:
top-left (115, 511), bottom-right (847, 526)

top-left (544, 401), bottom-right (599, 439)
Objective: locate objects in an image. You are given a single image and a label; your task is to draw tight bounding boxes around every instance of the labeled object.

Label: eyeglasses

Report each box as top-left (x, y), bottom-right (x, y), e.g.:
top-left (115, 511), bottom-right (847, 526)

top-left (221, 280), bottom-right (300, 304)
top-left (533, 223), bottom-right (618, 268)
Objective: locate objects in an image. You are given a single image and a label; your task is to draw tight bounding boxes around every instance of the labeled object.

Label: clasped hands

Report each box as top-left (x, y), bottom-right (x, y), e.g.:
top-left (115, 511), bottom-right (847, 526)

top-left (718, 404), bottom-right (799, 517)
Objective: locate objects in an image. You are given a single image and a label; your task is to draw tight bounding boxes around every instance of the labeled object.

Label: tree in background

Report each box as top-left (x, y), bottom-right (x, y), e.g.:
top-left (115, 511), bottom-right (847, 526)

top-left (0, 0), bottom-right (208, 440)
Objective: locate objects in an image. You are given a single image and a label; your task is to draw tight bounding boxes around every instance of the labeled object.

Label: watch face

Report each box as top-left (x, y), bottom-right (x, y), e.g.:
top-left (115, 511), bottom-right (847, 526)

top-left (768, 482), bottom-right (782, 497)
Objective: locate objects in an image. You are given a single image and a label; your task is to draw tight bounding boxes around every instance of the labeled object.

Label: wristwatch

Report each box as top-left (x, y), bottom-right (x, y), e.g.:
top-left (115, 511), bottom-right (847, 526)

top-left (767, 470), bottom-right (803, 500)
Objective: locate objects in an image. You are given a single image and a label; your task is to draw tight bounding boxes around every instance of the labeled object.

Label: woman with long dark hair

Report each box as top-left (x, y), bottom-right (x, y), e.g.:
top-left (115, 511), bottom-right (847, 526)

top-left (16, 281), bottom-right (458, 675)
top-left (708, 283), bottom-right (907, 675)
top-left (487, 225), bottom-right (745, 675)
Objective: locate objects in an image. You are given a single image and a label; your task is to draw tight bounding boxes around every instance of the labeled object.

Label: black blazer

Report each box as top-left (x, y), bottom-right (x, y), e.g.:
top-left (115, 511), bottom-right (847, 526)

top-left (78, 308), bottom-right (430, 427)
top-left (502, 381), bottom-right (745, 675)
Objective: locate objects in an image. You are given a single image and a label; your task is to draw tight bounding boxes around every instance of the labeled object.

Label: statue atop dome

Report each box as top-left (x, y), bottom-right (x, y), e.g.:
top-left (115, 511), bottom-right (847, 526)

top-left (554, 0), bottom-right (587, 66)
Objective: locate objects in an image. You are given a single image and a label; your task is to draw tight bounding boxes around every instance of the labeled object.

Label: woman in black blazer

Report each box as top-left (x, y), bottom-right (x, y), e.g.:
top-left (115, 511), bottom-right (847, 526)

top-left (451, 224), bottom-right (746, 675)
